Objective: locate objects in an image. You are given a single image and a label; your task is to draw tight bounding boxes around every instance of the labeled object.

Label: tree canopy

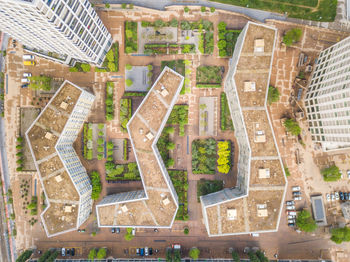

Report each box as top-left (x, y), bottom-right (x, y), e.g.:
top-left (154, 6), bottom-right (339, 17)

top-left (283, 28), bottom-right (302, 46)
top-left (268, 86), bottom-right (280, 104)
top-left (88, 249), bottom-right (96, 260)
top-left (231, 250), bottom-right (240, 262)
top-left (96, 248), bottom-right (107, 259)
top-left (331, 226), bottom-right (350, 244)
top-left (322, 165), bottom-right (341, 182)
top-left (91, 171), bottom-right (102, 200)
top-left (283, 118), bottom-right (301, 136)
top-left (189, 248), bottom-right (200, 260)
top-left (296, 210), bottom-right (317, 232)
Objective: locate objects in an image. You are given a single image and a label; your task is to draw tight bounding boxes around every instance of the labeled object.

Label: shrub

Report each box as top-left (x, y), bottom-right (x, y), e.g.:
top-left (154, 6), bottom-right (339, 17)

top-left (217, 141), bottom-right (231, 174)
top-left (268, 86), bottom-right (280, 104)
top-left (126, 64), bottom-right (132, 70)
top-left (322, 165), bottom-right (341, 182)
top-left (166, 142), bottom-right (175, 150)
top-left (97, 138), bottom-right (104, 145)
top-left (210, 7), bottom-right (215, 12)
top-left (283, 118), bottom-right (301, 136)
top-left (189, 248), bottom-right (200, 260)
top-left (96, 248), bottom-right (107, 259)
top-left (16, 250), bottom-right (33, 262)
top-left (232, 250), bottom-right (240, 262)
top-left (283, 28), bottom-right (302, 46)
top-left (80, 63), bottom-right (91, 72)
top-left (218, 21), bottom-right (227, 31)
top-left (105, 3), bottom-right (110, 8)
top-left (69, 67), bottom-right (78, 72)
top-left (201, 6), bottom-right (206, 12)
top-left (184, 227), bottom-right (189, 234)
top-left (184, 6), bottom-right (189, 12)
top-left (170, 18), bottom-right (178, 27)
top-left (164, 126), bottom-right (175, 134)
top-left (126, 79), bottom-right (133, 87)
top-left (97, 154), bottom-right (103, 160)
top-left (166, 158), bottom-right (175, 167)
top-left (88, 249), bottom-right (96, 260)
top-left (129, 4), bottom-right (133, 9)
top-left (121, 3), bottom-right (127, 8)
top-left (284, 166), bottom-right (291, 177)
top-left (296, 210), bottom-right (317, 232)
top-left (17, 137), bottom-right (23, 142)
top-left (124, 228), bottom-right (134, 241)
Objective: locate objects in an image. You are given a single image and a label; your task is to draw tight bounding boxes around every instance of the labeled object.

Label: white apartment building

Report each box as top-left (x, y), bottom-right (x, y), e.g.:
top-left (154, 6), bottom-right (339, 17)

top-left (305, 36), bottom-right (350, 151)
top-left (0, 0), bottom-right (112, 65)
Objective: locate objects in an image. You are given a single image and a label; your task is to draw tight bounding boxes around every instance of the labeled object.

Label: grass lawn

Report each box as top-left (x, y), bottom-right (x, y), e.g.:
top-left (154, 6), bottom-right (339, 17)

top-left (168, 170), bottom-right (188, 220)
top-left (125, 21), bottom-right (138, 53)
top-left (197, 179), bottom-right (224, 202)
top-left (209, 0), bottom-right (337, 22)
top-left (220, 92), bottom-right (234, 131)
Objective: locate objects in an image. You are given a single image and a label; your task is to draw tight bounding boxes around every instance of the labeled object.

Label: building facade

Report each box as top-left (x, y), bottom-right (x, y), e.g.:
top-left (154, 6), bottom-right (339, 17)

top-left (305, 36), bottom-right (350, 151)
top-left (0, 0), bottom-right (112, 65)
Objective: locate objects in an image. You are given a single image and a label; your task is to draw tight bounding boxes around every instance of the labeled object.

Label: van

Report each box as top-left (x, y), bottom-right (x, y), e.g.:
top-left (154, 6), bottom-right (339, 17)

top-left (23, 54), bottom-right (34, 60)
top-left (23, 60), bottom-right (36, 66)
top-left (21, 78), bottom-right (29, 83)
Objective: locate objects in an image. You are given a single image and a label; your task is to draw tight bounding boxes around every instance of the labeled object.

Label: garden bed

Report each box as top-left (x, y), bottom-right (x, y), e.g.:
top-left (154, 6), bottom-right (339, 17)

top-left (169, 170), bottom-right (188, 220)
top-left (83, 123), bottom-right (93, 160)
top-left (106, 82), bottom-right (114, 121)
top-left (141, 19), bottom-right (178, 28)
top-left (123, 91), bottom-right (147, 97)
top-left (125, 21), bottom-right (138, 54)
top-left (197, 179), bottom-right (223, 202)
top-left (218, 22), bottom-right (241, 57)
top-left (167, 105), bottom-right (188, 137)
top-left (217, 140), bottom-right (232, 174)
top-left (220, 92), bottom-right (234, 131)
top-left (120, 98), bottom-right (132, 132)
top-left (196, 66), bottom-right (224, 88)
top-left (97, 42), bottom-right (119, 72)
top-left (192, 138), bottom-right (217, 174)
top-left (105, 162), bottom-right (141, 181)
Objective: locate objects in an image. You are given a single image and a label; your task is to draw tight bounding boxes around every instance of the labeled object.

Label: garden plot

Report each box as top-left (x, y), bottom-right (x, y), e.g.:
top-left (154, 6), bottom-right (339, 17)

top-left (192, 138), bottom-right (217, 174)
top-left (125, 66), bottom-right (150, 92)
top-left (199, 97), bottom-right (217, 136)
top-left (139, 26), bottom-right (178, 53)
top-left (20, 108), bottom-right (40, 171)
top-left (196, 66), bottom-right (224, 88)
top-left (111, 138), bottom-right (127, 161)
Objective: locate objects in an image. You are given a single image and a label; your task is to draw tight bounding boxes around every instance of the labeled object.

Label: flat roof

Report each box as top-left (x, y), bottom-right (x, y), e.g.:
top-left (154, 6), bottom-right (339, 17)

top-left (202, 22), bottom-right (287, 236)
top-left (311, 195), bottom-right (327, 226)
top-left (96, 67), bottom-right (184, 227)
top-left (26, 81), bottom-right (92, 236)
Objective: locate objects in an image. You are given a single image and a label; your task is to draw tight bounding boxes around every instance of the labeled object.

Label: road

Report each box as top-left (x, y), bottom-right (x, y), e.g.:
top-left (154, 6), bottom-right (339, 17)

top-left (0, 33), bottom-right (16, 262)
top-left (93, 0), bottom-right (286, 22)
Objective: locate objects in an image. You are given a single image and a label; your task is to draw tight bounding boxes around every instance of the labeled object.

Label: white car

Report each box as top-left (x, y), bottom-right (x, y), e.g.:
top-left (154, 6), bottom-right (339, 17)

top-left (286, 200), bottom-right (295, 206)
top-left (286, 205), bottom-right (295, 210)
top-left (288, 219), bottom-right (295, 224)
top-left (347, 170), bottom-right (350, 179)
top-left (293, 196), bottom-right (302, 201)
top-left (23, 72), bottom-right (32, 77)
top-left (335, 192), bottom-right (340, 200)
top-left (292, 186), bottom-right (301, 191)
top-left (326, 193), bottom-right (331, 201)
top-left (21, 78), bottom-right (29, 83)
top-left (331, 193), bottom-right (335, 201)
top-left (131, 228), bottom-right (136, 235)
top-left (288, 215), bottom-right (296, 219)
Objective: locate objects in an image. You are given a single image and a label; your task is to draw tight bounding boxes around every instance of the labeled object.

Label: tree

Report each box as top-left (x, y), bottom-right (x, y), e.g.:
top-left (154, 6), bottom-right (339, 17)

top-left (166, 158), bottom-right (175, 167)
top-left (38, 250), bottom-right (51, 262)
top-left (166, 142), bottom-right (175, 150)
top-left (283, 28), bottom-right (302, 46)
top-left (124, 227), bottom-right (134, 241)
top-left (96, 248), bottom-right (107, 259)
top-left (105, 3), bottom-right (110, 8)
top-left (256, 250), bottom-right (269, 262)
top-left (189, 248), bottom-right (200, 260)
top-left (81, 63), bottom-right (91, 72)
top-left (16, 250), bottom-right (33, 262)
top-left (184, 227), bottom-right (189, 234)
top-left (210, 7), bottom-right (215, 12)
top-left (184, 6), bottom-right (189, 12)
top-left (218, 21), bottom-right (227, 31)
top-left (218, 40), bottom-right (227, 49)
top-left (170, 18), bottom-right (178, 27)
top-left (164, 126), bottom-right (175, 134)
top-left (267, 86), bottom-right (280, 104)
top-left (322, 165), bottom-right (341, 182)
top-left (173, 249), bottom-right (181, 262)
top-left (331, 226), bottom-right (350, 244)
top-left (91, 171), bottom-right (102, 200)
top-left (231, 250), bottom-right (240, 262)
top-left (248, 251), bottom-right (260, 262)
top-left (283, 118), bottom-right (301, 136)
top-left (126, 79), bottom-right (133, 87)
top-left (296, 210), bottom-right (317, 232)
top-left (201, 6), bottom-right (206, 12)
top-left (121, 3), bottom-right (127, 8)
top-left (155, 19), bottom-right (165, 27)
top-left (126, 64), bottom-right (132, 70)
top-left (88, 249), bottom-right (96, 261)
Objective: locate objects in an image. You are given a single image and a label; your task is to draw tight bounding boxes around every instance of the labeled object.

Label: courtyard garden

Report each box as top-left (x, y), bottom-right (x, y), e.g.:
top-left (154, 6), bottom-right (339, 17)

top-left (28, 75), bottom-right (52, 91)
top-left (217, 140), bottom-right (232, 174)
top-left (197, 179), bottom-right (223, 201)
top-left (161, 60), bottom-right (192, 94)
top-left (157, 128), bottom-right (175, 168)
top-left (97, 42), bottom-right (119, 72)
top-left (83, 123), bottom-right (106, 160)
top-left (120, 98), bottom-right (132, 132)
top-left (125, 21), bottom-right (138, 54)
top-left (192, 138), bottom-right (217, 174)
top-left (168, 170), bottom-right (189, 220)
top-left (106, 82), bottom-right (115, 121)
top-left (105, 162), bottom-right (141, 181)
top-left (167, 104), bottom-right (189, 137)
top-left (220, 92), bottom-right (234, 131)
top-left (217, 22), bottom-right (241, 57)
top-left (196, 66), bottom-right (224, 88)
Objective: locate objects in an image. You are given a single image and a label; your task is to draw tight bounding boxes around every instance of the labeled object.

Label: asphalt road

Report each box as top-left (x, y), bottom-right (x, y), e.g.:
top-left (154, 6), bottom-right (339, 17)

top-left (92, 0), bottom-right (286, 22)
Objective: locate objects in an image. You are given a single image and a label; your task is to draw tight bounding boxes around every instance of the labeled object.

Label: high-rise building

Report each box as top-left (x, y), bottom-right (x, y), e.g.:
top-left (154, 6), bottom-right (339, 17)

top-left (26, 81), bottom-right (95, 237)
top-left (0, 0), bottom-right (112, 65)
top-left (305, 36), bottom-right (350, 151)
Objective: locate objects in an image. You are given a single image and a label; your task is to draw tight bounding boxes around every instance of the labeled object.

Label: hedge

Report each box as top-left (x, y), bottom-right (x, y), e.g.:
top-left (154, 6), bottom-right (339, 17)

top-left (125, 21), bottom-right (137, 54)
top-left (123, 139), bottom-right (128, 160)
top-left (196, 84), bottom-right (221, 88)
top-left (123, 91), bottom-right (147, 97)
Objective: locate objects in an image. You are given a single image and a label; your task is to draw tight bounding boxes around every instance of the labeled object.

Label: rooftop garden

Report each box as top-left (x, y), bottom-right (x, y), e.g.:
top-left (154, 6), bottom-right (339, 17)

top-left (28, 76), bottom-right (52, 91)
top-left (105, 162), bottom-right (141, 181)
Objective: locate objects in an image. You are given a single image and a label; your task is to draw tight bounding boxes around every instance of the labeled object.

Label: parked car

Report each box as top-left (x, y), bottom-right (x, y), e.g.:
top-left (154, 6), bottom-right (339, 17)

top-left (23, 60), bottom-right (36, 66)
top-left (340, 170), bottom-right (344, 179)
top-left (66, 249), bottom-right (71, 256)
top-left (345, 192), bottom-right (350, 201)
top-left (288, 219), bottom-right (295, 224)
top-left (61, 248), bottom-right (66, 257)
top-left (132, 228), bottom-right (136, 235)
top-left (23, 54), bottom-right (34, 60)
top-left (293, 191), bottom-right (301, 196)
top-left (145, 247), bottom-right (149, 256)
top-left (136, 248), bottom-right (140, 256)
top-left (292, 186), bottom-right (301, 192)
top-left (286, 200), bottom-right (295, 206)
top-left (288, 223), bottom-right (295, 227)
top-left (149, 248), bottom-right (153, 255)
top-left (140, 248), bottom-right (145, 256)
top-left (287, 211), bottom-right (297, 216)
top-left (21, 78), bottom-right (29, 83)
top-left (154, 228), bottom-right (159, 232)
top-left (111, 228), bottom-right (116, 233)
top-left (71, 248), bottom-right (75, 256)
top-left (347, 170), bottom-right (350, 179)
top-left (326, 193), bottom-right (331, 201)
top-left (293, 196), bottom-right (302, 201)
top-left (286, 205), bottom-right (295, 210)
top-left (335, 192), bottom-right (340, 201)
top-left (340, 192), bottom-right (345, 201)
top-left (23, 72), bottom-right (32, 77)
top-left (288, 215), bottom-right (296, 219)
top-left (116, 228), bottom-right (120, 234)
top-left (21, 84), bottom-right (28, 88)
top-left (331, 193), bottom-right (335, 201)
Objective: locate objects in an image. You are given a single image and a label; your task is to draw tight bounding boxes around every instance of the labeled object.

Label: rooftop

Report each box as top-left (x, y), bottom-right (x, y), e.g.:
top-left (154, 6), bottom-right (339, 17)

top-left (201, 22), bottom-right (287, 236)
top-left (96, 67), bottom-right (184, 227)
top-left (26, 81), bottom-right (93, 236)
